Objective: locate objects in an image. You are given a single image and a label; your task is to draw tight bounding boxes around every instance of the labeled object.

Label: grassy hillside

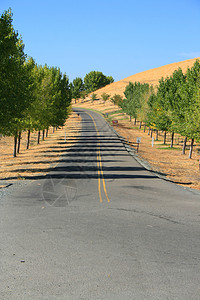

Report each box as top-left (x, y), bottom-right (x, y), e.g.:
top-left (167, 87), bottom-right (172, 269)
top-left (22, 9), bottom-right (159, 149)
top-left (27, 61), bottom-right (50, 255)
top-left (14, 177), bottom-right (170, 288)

top-left (94, 57), bottom-right (200, 98)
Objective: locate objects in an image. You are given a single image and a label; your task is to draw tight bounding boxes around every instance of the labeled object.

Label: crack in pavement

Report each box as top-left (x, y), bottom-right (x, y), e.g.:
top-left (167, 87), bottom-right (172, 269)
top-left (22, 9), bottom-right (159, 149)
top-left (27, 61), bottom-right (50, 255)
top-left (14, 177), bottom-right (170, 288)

top-left (108, 207), bottom-right (182, 225)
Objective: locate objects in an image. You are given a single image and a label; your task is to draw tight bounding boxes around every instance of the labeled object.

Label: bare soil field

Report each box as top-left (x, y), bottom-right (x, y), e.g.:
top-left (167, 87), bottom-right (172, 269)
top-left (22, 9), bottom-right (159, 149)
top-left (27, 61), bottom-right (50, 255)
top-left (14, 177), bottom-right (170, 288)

top-left (0, 113), bottom-right (81, 185)
top-left (74, 100), bottom-right (200, 191)
top-left (92, 57), bottom-right (200, 98)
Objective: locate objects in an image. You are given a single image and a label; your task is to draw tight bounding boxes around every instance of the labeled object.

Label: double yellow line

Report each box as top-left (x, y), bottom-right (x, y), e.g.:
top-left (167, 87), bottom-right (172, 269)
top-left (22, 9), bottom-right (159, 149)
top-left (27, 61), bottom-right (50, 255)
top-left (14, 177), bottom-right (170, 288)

top-left (87, 112), bottom-right (110, 203)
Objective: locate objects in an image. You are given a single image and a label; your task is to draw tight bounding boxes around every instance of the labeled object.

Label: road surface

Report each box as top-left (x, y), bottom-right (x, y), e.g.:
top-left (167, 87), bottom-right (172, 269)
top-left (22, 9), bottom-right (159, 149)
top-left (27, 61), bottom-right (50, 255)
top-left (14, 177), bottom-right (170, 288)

top-left (1, 108), bottom-right (200, 299)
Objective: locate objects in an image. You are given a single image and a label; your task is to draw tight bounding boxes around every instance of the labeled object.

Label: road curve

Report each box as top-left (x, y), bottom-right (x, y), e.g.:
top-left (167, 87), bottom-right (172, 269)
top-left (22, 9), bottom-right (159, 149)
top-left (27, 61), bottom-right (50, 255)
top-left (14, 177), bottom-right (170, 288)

top-left (1, 108), bottom-right (200, 299)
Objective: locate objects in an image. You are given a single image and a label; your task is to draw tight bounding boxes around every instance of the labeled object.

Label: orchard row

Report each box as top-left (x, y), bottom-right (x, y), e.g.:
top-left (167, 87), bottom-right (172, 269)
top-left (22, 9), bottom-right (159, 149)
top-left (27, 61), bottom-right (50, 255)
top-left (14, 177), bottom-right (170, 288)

top-left (99, 60), bottom-right (200, 158)
top-left (0, 9), bottom-right (113, 156)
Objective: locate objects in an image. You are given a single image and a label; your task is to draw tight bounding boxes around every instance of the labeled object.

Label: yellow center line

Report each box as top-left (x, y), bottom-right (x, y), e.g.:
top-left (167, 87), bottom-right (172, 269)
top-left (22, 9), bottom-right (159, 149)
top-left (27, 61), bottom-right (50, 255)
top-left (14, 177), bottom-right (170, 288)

top-left (86, 112), bottom-right (110, 203)
top-left (98, 142), bottom-right (110, 203)
top-left (97, 158), bottom-right (103, 203)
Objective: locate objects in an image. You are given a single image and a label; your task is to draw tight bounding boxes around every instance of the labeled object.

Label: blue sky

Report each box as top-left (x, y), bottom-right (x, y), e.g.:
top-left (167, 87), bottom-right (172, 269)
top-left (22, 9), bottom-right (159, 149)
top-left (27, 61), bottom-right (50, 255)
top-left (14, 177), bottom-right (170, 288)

top-left (1, 0), bottom-right (200, 82)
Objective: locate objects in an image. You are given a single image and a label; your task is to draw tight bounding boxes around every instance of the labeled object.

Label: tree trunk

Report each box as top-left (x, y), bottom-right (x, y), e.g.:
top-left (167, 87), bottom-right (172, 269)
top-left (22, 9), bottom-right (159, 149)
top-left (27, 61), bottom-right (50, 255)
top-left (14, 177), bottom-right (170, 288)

top-left (37, 131), bottom-right (40, 145)
top-left (13, 135), bottom-right (18, 157)
top-left (53, 127), bottom-right (55, 133)
top-left (46, 128), bottom-right (48, 138)
top-left (148, 127), bottom-right (150, 135)
top-left (150, 128), bottom-right (153, 138)
top-left (156, 130), bottom-right (159, 141)
top-left (163, 131), bottom-right (166, 145)
top-left (189, 138), bottom-right (194, 159)
top-left (134, 118), bottom-right (136, 125)
top-left (139, 121), bottom-right (142, 129)
top-left (42, 129), bottom-right (45, 141)
top-left (129, 115), bottom-right (132, 122)
top-left (17, 131), bottom-right (21, 154)
top-left (26, 130), bottom-right (31, 150)
top-left (170, 132), bottom-right (174, 148)
top-left (143, 124), bottom-right (146, 132)
top-left (182, 137), bottom-right (187, 155)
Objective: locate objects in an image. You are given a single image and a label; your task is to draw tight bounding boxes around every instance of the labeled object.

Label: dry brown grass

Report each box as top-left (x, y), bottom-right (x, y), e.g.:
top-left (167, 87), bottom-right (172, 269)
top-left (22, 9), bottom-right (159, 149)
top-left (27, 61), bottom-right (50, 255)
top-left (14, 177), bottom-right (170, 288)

top-left (0, 112), bottom-right (81, 183)
top-left (73, 101), bottom-right (200, 191)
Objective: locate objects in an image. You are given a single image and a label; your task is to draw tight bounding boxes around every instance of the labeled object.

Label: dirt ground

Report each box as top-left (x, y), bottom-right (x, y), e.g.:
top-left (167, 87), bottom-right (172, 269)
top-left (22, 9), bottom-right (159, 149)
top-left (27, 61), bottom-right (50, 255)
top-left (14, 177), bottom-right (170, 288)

top-left (1, 102), bottom-right (200, 192)
top-left (74, 100), bottom-right (200, 191)
top-left (0, 112), bottom-right (81, 186)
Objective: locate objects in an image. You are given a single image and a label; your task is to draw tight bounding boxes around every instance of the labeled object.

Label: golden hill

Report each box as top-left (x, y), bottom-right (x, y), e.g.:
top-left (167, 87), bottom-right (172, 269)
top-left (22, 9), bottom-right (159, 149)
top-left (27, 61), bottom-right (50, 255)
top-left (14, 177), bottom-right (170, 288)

top-left (94, 57), bottom-right (200, 98)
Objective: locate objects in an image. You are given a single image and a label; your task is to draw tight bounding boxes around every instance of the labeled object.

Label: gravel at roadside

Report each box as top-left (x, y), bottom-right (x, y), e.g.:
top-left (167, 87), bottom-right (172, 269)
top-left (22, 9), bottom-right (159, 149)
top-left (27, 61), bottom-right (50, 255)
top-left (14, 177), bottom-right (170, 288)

top-left (0, 180), bottom-right (33, 201)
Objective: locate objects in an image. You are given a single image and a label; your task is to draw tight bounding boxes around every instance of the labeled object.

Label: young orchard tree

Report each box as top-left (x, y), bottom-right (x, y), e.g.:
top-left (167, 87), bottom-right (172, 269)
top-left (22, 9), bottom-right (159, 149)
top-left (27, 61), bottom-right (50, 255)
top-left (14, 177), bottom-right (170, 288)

top-left (80, 91), bottom-right (87, 102)
top-left (111, 94), bottom-right (123, 106)
top-left (167, 61), bottom-right (200, 154)
top-left (32, 64), bottom-right (52, 144)
top-left (147, 84), bottom-right (172, 145)
top-left (50, 67), bottom-right (71, 128)
top-left (186, 60), bottom-right (200, 94)
top-left (91, 93), bottom-right (97, 102)
top-left (25, 62), bottom-right (71, 148)
top-left (137, 87), bottom-right (154, 131)
top-left (146, 61), bottom-right (200, 151)
top-left (19, 57), bottom-right (36, 151)
top-left (33, 65), bottom-right (71, 141)
top-left (166, 69), bottom-right (188, 152)
top-left (161, 70), bottom-right (186, 147)
top-left (180, 61), bottom-right (200, 158)
top-left (70, 77), bottom-right (84, 103)
top-left (122, 82), bottom-right (150, 122)
top-left (179, 88), bottom-right (200, 158)
top-left (101, 93), bottom-right (110, 103)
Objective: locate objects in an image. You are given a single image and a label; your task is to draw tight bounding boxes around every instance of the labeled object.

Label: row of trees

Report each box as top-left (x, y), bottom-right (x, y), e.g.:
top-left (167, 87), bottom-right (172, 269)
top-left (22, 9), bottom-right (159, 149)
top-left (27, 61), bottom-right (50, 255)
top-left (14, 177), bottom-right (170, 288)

top-left (0, 9), bottom-right (71, 156)
top-left (116, 60), bottom-right (200, 158)
top-left (70, 71), bottom-right (114, 102)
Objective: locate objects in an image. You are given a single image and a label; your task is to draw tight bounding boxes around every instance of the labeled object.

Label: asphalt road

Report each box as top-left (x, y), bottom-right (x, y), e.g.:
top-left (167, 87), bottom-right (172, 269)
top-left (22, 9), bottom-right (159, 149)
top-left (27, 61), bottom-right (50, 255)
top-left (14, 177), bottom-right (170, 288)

top-left (1, 108), bottom-right (200, 299)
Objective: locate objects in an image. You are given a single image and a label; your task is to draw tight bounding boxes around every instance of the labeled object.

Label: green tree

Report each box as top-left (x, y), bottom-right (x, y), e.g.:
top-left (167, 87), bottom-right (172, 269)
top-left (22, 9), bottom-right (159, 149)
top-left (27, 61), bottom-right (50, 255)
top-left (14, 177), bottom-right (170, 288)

top-left (70, 77), bottom-right (84, 103)
top-left (80, 90), bottom-right (87, 102)
top-left (0, 9), bottom-right (31, 156)
top-left (185, 88), bottom-right (200, 158)
top-left (20, 57), bottom-right (37, 150)
top-left (122, 82), bottom-right (150, 121)
top-left (146, 77), bottom-right (176, 145)
top-left (111, 94), bottom-right (123, 106)
top-left (179, 60), bottom-right (200, 157)
top-left (106, 76), bottom-right (114, 84)
top-left (147, 91), bottom-right (171, 131)
top-left (51, 67), bottom-right (71, 128)
top-left (101, 92), bottom-right (110, 103)
top-left (84, 71), bottom-right (114, 93)
top-left (137, 86), bottom-right (153, 126)
top-left (25, 63), bottom-right (71, 147)
top-left (91, 93), bottom-right (97, 102)
top-left (35, 65), bottom-right (71, 138)
top-left (0, 9), bottom-right (72, 156)
top-left (146, 62), bottom-right (200, 150)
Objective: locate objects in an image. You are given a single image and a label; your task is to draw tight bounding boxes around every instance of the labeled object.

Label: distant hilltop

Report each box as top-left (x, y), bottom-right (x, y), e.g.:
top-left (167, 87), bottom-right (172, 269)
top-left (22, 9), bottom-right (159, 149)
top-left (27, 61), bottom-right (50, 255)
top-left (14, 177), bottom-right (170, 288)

top-left (93, 57), bottom-right (200, 98)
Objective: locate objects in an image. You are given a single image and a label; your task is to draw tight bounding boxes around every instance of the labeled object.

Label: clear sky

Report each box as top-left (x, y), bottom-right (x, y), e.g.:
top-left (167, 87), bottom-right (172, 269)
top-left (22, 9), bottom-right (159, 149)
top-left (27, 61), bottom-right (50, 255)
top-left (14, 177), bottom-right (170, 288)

top-left (1, 0), bottom-right (200, 82)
